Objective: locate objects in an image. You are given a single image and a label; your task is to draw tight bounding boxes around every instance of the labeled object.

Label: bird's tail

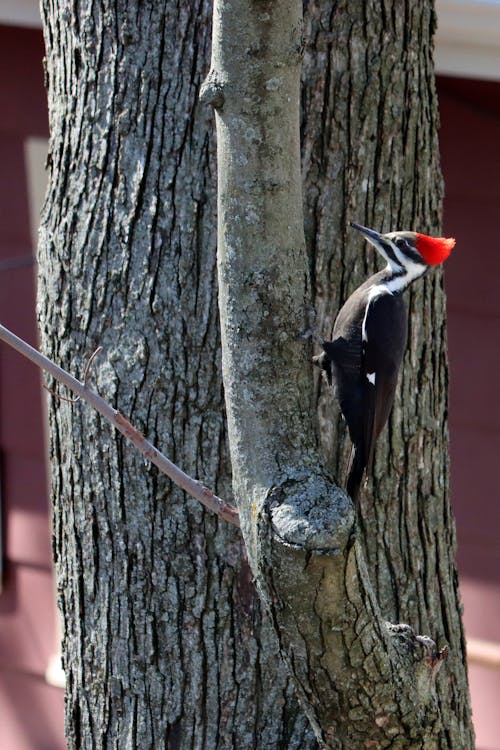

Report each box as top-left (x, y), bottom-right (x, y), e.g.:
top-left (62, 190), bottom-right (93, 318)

top-left (346, 445), bottom-right (365, 503)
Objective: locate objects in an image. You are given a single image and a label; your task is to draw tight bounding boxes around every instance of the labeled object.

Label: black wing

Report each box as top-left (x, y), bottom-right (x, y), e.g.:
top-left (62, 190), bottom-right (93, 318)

top-left (361, 293), bottom-right (408, 475)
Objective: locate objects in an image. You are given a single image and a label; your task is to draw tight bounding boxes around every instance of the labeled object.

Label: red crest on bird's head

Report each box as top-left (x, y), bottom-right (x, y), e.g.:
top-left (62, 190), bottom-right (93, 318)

top-left (415, 234), bottom-right (456, 266)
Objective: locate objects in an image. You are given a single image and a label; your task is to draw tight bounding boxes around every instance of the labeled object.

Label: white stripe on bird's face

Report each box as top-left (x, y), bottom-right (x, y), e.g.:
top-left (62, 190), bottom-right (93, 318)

top-left (368, 238), bottom-right (402, 273)
top-left (385, 253), bottom-right (426, 293)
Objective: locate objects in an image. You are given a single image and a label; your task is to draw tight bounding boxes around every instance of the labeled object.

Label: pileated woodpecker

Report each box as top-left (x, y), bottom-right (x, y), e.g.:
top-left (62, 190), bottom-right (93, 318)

top-left (316, 222), bottom-right (455, 502)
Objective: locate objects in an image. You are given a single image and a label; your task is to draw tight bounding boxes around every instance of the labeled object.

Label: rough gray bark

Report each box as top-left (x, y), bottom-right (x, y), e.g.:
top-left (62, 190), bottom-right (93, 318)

top-left (209, 0), bottom-right (474, 748)
top-left (39, 1), bottom-right (314, 748)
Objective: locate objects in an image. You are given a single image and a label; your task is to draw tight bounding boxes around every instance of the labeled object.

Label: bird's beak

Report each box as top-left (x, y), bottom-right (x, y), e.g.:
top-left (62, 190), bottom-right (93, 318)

top-left (350, 222), bottom-right (384, 245)
top-left (350, 222), bottom-right (392, 265)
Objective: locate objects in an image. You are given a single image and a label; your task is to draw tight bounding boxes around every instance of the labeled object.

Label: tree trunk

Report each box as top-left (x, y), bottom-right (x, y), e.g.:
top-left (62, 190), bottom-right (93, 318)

top-left (302, 2), bottom-right (474, 745)
top-left (39, 1), bottom-right (315, 748)
top-left (210, 0), bottom-right (474, 748)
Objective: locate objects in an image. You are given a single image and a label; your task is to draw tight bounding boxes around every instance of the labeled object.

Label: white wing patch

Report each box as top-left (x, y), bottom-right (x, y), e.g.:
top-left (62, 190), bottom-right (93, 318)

top-left (366, 372), bottom-right (376, 385)
top-left (362, 284), bottom-right (390, 343)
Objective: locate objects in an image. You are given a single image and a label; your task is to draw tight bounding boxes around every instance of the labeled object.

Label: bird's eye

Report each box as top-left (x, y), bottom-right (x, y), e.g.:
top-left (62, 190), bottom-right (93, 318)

top-left (395, 238), bottom-right (406, 249)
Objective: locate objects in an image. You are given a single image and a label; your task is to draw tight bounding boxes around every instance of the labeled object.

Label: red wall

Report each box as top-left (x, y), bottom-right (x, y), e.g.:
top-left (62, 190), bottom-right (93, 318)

top-left (0, 25), bottom-right (65, 750)
top-left (438, 74), bottom-right (500, 750)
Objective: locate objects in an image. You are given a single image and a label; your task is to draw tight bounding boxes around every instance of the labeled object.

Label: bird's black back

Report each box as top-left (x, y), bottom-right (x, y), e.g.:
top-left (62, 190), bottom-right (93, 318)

top-left (321, 272), bottom-right (408, 500)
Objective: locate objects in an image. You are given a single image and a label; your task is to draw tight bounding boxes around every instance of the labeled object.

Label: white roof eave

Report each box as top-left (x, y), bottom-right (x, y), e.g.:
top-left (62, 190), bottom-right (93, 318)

top-left (435, 0), bottom-right (500, 81)
top-left (0, 0), bottom-right (41, 29)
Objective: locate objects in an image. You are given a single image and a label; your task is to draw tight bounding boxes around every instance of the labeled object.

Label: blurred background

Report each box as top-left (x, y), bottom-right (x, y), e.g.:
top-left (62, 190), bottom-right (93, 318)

top-left (0, 1), bottom-right (498, 748)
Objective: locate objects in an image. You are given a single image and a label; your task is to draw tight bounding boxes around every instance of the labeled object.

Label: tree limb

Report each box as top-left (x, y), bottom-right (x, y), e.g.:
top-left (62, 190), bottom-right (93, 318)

top-left (0, 322), bottom-right (240, 527)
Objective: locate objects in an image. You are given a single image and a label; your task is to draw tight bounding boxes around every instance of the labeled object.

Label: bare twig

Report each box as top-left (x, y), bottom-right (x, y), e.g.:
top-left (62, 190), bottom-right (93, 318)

top-left (0, 323), bottom-right (240, 528)
top-left (42, 382), bottom-right (80, 403)
top-left (83, 345), bottom-right (103, 386)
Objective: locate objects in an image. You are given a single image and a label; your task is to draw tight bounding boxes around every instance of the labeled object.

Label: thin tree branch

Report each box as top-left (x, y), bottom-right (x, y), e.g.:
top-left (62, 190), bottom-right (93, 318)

top-left (83, 345), bottom-right (103, 386)
top-left (0, 322), bottom-right (240, 528)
